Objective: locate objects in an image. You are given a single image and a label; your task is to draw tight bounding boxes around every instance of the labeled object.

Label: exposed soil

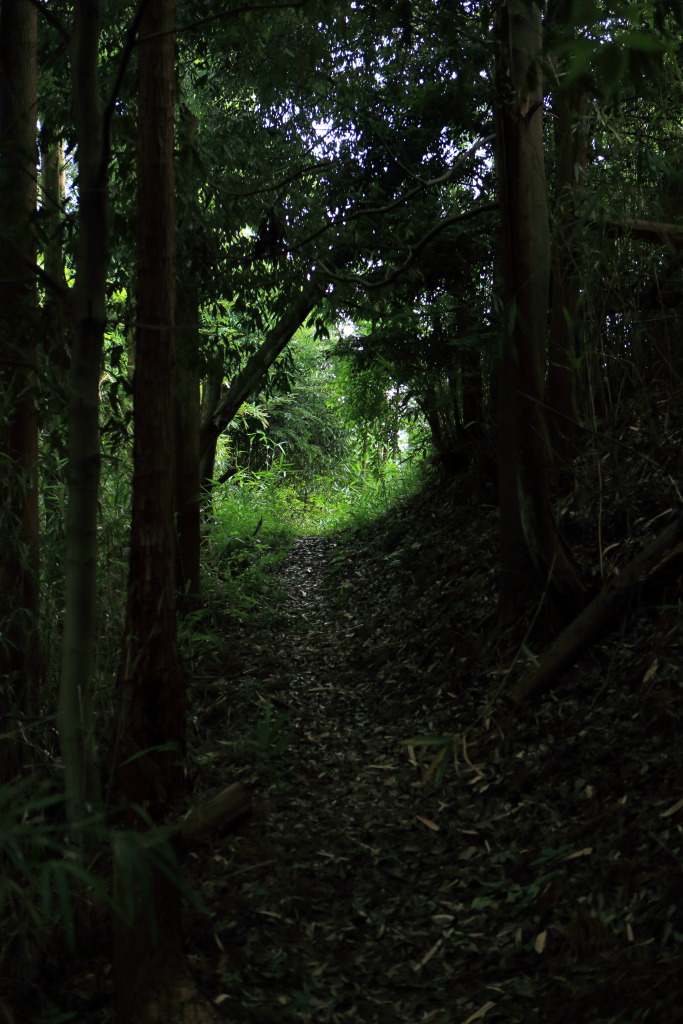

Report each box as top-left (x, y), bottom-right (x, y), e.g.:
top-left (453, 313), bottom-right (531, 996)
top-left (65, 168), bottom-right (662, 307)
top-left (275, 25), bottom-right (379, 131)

top-left (180, 459), bottom-right (683, 1024)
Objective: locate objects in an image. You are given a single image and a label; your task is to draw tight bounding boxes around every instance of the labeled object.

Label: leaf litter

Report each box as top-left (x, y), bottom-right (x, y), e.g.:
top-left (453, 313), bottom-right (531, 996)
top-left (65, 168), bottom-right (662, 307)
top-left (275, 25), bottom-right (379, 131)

top-left (186, 453), bottom-right (683, 1024)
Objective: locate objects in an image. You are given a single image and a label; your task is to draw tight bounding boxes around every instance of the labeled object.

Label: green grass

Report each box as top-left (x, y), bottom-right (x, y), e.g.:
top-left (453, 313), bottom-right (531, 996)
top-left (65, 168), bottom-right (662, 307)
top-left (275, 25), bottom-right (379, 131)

top-left (210, 455), bottom-right (423, 549)
top-left (201, 455), bottom-right (423, 625)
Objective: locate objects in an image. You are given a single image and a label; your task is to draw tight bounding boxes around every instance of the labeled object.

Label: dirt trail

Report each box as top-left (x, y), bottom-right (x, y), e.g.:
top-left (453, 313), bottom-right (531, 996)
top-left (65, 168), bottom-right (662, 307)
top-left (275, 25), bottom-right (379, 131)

top-left (187, 511), bottom-right (683, 1024)
top-left (193, 533), bottom-right (479, 1024)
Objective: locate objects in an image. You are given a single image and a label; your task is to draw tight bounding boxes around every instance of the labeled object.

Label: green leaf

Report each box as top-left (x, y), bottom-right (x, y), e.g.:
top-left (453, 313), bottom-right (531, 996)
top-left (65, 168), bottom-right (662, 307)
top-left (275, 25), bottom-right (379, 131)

top-left (403, 734), bottom-right (452, 747)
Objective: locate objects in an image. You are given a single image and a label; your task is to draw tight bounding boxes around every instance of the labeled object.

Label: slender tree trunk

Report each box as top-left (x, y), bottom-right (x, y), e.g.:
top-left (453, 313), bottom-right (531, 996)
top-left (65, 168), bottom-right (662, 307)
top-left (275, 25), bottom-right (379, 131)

top-left (494, 0), bottom-right (584, 621)
top-left (460, 346), bottom-right (483, 440)
top-left (113, 5), bottom-right (216, 1020)
top-left (116, 0), bottom-right (184, 827)
top-left (546, 0), bottom-right (588, 457)
top-left (40, 130), bottom-right (70, 576)
top-left (199, 278), bottom-right (325, 464)
top-left (175, 279), bottom-right (201, 604)
top-left (175, 108), bottom-right (201, 606)
top-left (41, 132), bottom-right (68, 286)
top-left (58, 0), bottom-right (106, 828)
top-left (0, 0), bottom-right (41, 780)
top-left (199, 357), bottom-right (224, 504)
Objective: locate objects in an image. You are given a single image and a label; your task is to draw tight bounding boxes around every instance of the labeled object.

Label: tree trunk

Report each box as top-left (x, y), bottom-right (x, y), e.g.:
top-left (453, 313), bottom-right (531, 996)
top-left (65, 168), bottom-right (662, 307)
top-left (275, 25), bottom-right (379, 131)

top-left (546, 0), bottom-right (588, 457)
top-left (460, 346), bottom-right (483, 440)
top-left (175, 279), bottom-right (202, 605)
top-left (198, 356), bottom-right (225, 513)
top-left (116, 0), bottom-right (184, 830)
top-left (113, 5), bottom-right (213, 1020)
top-left (508, 514), bottom-right (683, 705)
top-left (199, 277), bottom-right (325, 463)
top-left (494, 0), bottom-right (584, 621)
top-left (0, 0), bottom-right (41, 781)
top-left (40, 129), bottom-right (70, 579)
top-left (58, 0), bottom-right (106, 829)
top-left (175, 108), bottom-right (202, 608)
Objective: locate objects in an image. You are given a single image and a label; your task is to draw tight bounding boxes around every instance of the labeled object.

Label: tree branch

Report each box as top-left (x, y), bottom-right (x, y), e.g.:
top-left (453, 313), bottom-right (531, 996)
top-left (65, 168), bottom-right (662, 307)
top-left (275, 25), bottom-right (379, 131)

top-left (276, 135), bottom-right (495, 259)
top-left (318, 202), bottom-right (498, 290)
top-left (176, 0), bottom-right (309, 36)
top-left (0, 236), bottom-right (72, 306)
top-left (208, 159), bottom-right (335, 200)
top-left (102, 0), bottom-right (152, 150)
top-left (600, 216), bottom-right (683, 249)
top-left (27, 0), bottom-right (70, 40)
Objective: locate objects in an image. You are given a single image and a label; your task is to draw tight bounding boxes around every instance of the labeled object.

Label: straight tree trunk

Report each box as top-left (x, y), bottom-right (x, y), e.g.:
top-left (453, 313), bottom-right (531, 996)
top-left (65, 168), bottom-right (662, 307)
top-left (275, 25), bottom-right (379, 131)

top-left (546, 0), bottom-right (588, 457)
top-left (494, 0), bottom-right (584, 621)
top-left (0, 0), bottom-right (41, 780)
top-left (113, 5), bottom-right (216, 1021)
top-left (175, 278), bottom-right (202, 605)
top-left (175, 108), bottom-right (202, 606)
top-left (460, 346), bottom-right (483, 440)
top-left (115, 0), bottom-right (184, 829)
top-left (40, 130), bottom-right (70, 576)
top-left (199, 356), bottom-right (224, 501)
top-left (58, 0), bottom-right (106, 828)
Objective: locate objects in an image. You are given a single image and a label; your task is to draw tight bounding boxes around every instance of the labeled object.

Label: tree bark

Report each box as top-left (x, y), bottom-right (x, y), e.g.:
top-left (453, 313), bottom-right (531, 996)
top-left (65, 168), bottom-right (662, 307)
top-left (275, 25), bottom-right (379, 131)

top-left (508, 514), bottom-right (683, 705)
top-left (113, 5), bottom-right (213, 1021)
top-left (39, 129), bottom-right (70, 577)
top-left (547, 61), bottom-right (587, 458)
top-left (0, 0), bottom-right (41, 780)
top-left (494, 0), bottom-right (584, 621)
top-left (175, 108), bottom-right (202, 608)
top-left (599, 217), bottom-right (683, 247)
top-left (116, 0), bottom-right (184, 826)
top-left (58, 0), bottom-right (107, 828)
top-left (148, 782), bottom-right (252, 852)
top-left (199, 355), bottom-right (225, 504)
top-left (175, 281), bottom-right (202, 604)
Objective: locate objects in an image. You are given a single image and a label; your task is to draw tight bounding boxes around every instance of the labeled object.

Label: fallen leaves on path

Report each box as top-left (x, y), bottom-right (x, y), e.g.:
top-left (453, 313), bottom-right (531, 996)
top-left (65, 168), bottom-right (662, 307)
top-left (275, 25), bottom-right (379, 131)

top-left (187, 479), bottom-right (683, 1024)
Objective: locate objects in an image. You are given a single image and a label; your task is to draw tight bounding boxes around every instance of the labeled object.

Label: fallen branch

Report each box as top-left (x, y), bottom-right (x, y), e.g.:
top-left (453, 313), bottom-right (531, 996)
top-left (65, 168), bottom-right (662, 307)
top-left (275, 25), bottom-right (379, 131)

top-left (113, 783), bottom-right (251, 1023)
top-left (142, 782), bottom-right (252, 852)
top-left (176, 782), bottom-right (251, 848)
top-left (508, 514), bottom-right (683, 706)
top-left (602, 217), bottom-right (683, 248)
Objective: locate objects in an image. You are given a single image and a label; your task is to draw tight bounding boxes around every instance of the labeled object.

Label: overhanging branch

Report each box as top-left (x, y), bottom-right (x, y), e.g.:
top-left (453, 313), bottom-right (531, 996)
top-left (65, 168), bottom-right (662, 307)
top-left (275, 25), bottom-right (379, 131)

top-left (318, 201), bottom-right (498, 290)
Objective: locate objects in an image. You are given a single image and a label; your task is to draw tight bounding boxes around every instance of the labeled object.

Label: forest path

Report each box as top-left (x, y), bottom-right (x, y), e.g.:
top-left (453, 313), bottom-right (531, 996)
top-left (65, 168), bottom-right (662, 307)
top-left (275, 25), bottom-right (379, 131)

top-left (188, 497), bottom-right (683, 1024)
top-left (193, 526), bottom-right (490, 1024)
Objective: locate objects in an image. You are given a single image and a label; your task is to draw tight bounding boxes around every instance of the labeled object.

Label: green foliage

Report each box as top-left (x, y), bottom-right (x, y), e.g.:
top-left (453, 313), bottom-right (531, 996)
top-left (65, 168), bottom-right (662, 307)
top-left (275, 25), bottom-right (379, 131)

top-left (0, 778), bottom-right (110, 1018)
top-left (223, 328), bottom-right (350, 485)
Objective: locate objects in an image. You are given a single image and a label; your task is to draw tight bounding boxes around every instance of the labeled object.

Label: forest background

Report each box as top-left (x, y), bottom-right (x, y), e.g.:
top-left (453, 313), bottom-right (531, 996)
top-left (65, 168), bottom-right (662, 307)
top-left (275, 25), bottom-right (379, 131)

top-left (1, 0), bottom-right (683, 1021)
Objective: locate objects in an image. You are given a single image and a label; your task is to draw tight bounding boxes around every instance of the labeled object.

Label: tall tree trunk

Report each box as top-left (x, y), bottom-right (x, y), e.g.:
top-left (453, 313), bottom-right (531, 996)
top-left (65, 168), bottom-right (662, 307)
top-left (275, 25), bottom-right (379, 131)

top-left (199, 355), bottom-right (224, 506)
top-left (0, 0), bottom-right (41, 781)
top-left (175, 278), bottom-right (201, 605)
top-left (546, 0), bottom-right (588, 458)
top-left (115, 0), bottom-right (184, 819)
top-left (40, 129), bottom-right (70, 578)
top-left (494, 0), bottom-right (584, 621)
top-left (175, 108), bottom-right (201, 607)
top-left (460, 346), bottom-right (483, 440)
top-left (113, 5), bottom-right (216, 1021)
top-left (58, 0), bottom-right (106, 828)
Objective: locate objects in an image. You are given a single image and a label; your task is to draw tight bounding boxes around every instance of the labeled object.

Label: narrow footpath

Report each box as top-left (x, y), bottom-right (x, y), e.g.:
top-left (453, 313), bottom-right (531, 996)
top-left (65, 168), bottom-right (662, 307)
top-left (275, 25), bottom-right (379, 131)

top-left (186, 505), bottom-right (683, 1024)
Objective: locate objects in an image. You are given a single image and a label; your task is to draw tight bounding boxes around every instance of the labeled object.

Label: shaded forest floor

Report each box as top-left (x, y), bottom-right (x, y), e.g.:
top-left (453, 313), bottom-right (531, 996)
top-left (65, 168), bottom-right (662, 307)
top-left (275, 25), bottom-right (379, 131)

top-left (179, 446), bottom-right (683, 1024)
top-left (30, 417), bottom-right (683, 1024)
